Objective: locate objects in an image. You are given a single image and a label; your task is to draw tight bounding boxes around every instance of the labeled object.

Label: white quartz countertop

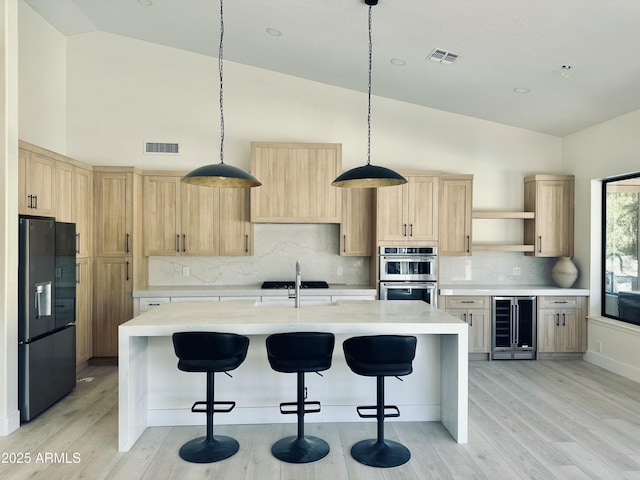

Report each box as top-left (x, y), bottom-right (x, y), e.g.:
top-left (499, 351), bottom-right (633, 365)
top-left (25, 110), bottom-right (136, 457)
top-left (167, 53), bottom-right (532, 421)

top-left (133, 284), bottom-right (376, 298)
top-left (120, 300), bottom-right (466, 336)
top-left (439, 284), bottom-right (589, 296)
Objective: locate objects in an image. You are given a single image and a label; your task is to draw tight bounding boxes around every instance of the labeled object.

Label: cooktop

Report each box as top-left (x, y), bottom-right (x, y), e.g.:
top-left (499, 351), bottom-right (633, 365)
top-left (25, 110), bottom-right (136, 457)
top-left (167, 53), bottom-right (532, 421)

top-left (261, 281), bottom-right (329, 289)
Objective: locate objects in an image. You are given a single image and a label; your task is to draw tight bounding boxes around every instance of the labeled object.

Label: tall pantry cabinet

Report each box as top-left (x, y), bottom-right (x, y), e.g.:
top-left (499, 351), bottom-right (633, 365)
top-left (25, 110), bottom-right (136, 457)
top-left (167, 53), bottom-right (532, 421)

top-left (93, 167), bottom-right (147, 357)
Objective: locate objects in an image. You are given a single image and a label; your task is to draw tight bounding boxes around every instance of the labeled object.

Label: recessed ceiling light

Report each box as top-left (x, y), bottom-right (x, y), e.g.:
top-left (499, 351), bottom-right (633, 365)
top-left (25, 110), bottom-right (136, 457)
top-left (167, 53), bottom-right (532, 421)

top-left (266, 27), bottom-right (282, 37)
top-left (390, 58), bottom-right (406, 66)
top-left (513, 87), bottom-right (530, 94)
top-left (137, 0), bottom-right (153, 6)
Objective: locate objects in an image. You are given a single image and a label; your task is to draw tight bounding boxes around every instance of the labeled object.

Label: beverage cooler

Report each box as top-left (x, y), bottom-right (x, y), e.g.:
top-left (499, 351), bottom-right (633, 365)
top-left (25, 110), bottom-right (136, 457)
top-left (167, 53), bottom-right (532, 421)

top-left (492, 296), bottom-right (536, 360)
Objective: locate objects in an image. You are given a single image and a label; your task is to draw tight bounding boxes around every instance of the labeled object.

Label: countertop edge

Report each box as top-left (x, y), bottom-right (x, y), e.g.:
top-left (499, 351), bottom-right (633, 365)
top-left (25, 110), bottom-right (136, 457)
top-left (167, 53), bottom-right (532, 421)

top-left (133, 285), bottom-right (377, 298)
top-left (439, 285), bottom-right (589, 296)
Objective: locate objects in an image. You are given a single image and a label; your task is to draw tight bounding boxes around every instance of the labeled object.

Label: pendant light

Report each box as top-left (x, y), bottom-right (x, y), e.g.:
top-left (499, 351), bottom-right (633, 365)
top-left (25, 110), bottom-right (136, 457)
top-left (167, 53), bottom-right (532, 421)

top-left (182, 0), bottom-right (261, 188)
top-left (332, 0), bottom-right (407, 188)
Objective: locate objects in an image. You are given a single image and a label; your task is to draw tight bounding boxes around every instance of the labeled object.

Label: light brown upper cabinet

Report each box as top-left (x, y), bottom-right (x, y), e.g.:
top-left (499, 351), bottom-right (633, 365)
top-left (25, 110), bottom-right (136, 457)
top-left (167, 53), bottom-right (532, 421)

top-left (143, 173), bottom-right (252, 256)
top-left (219, 187), bottom-right (253, 256)
top-left (340, 188), bottom-right (373, 256)
top-left (18, 146), bottom-right (55, 216)
top-left (250, 142), bottom-right (342, 223)
top-left (524, 175), bottom-right (574, 257)
top-left (376, 172), bottom-right (439, 244)
top-left (94, 168), bottom-right (141, 257)
top-left (54, 161), bottom-right (93, 258)
top-left (439, 174), bottom-right (473, 256)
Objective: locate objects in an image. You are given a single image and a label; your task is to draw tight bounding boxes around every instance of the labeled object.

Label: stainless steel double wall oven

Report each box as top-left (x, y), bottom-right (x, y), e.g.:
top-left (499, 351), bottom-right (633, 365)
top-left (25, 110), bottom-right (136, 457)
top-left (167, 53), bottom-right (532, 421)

top-left (378, 246), bottom-right (438, 306)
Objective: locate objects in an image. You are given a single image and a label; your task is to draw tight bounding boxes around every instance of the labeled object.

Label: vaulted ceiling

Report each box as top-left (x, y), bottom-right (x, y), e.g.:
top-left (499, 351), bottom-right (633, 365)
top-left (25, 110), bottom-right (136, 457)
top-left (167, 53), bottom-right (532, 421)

top-left (24, 0), bottom-right (640, 136)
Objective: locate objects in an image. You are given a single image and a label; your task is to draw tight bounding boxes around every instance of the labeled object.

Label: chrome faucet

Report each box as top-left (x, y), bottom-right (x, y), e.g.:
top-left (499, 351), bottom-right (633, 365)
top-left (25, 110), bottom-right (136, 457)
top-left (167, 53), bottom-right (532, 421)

top-left (289, 260), bottom-right (302, 308)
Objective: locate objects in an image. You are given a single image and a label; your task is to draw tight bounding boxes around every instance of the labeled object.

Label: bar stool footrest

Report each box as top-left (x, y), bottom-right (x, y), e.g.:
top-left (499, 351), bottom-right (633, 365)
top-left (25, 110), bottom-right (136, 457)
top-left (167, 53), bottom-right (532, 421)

top-left (356, 404), bottom-right (400, 419)
top-left (279, 400), bottom-right (321, 415)
top-left (191, 400), bottom-right (236, 414)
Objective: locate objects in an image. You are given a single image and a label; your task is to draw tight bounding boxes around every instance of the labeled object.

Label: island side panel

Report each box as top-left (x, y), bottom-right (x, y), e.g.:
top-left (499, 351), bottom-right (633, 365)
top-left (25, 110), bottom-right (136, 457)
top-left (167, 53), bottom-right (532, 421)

top-left (440, 330), bottom-right (469, 443)
top-left (118, 331), bottom-right (149, 452)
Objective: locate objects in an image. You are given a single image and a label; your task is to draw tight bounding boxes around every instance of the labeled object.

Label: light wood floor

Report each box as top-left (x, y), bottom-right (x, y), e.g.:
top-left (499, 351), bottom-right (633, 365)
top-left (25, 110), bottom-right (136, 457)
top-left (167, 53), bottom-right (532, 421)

top-left (2, 360), bottom-right (640, 480)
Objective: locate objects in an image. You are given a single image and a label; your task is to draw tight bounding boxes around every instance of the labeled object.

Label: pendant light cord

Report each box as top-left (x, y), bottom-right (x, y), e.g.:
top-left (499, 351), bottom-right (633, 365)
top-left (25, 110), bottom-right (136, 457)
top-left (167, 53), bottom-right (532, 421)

top-left (367, 5), bottom-right (373, 166)
top-left (219, 0), bottom-right (225, 164)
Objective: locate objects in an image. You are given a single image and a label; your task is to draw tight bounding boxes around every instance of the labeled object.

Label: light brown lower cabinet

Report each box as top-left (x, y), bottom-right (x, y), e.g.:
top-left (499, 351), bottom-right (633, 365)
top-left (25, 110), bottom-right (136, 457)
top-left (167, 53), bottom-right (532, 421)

top-left (443, 296), bottom-right (491, 355)
top-left (75, 257), bottom-right (93, 365)
top-left (93, 257), bottom-right (133, 357)
top-left (537, 296), bottom-right (586, 354)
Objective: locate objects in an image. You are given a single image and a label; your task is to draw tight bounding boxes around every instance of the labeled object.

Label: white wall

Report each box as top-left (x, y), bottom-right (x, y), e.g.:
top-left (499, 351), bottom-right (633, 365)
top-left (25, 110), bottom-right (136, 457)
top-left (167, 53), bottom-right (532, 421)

top-left (1, 0), bottom-right (20, 436)
top-left (563, 110), bottom-right (640, 382)
top-left (17, 1), bottom-right (66, 154)
top-left (65, 31), bottom-right (562, 206)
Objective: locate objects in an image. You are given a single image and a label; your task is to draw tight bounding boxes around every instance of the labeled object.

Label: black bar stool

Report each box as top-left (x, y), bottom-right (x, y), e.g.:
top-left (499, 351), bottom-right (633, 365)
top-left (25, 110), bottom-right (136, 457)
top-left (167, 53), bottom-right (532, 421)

top-left (343, 334), bottom-right (417, 468)
top-left (265, 332), bottom-right (335, 463)
top-left (172, 331), bottom-right (250, 463)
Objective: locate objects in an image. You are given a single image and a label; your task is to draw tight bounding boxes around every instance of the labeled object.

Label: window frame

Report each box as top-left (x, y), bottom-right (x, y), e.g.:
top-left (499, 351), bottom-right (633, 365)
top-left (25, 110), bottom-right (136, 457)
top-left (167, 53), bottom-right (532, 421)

top-left (601, 171), bottom-right (640, 326)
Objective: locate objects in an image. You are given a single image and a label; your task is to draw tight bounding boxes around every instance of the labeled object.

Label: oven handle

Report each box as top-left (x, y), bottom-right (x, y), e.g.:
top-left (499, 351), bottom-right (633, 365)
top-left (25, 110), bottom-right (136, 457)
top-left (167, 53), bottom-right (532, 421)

top-left (381, 282), bottom-right (437, 288)
top-left (380, 255), bottom-right (437, 260)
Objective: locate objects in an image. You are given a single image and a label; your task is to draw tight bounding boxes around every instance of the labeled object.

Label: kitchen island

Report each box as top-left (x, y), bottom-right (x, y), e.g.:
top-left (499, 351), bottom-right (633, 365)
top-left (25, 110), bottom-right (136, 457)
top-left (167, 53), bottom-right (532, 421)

top-left (118, 300), bottom-right (468, 452)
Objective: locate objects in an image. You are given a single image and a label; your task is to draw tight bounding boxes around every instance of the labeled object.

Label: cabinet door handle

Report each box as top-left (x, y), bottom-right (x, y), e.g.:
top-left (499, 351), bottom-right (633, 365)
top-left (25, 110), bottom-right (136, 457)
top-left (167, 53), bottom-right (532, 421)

top-left (176, 234), bottom-right (180, 252)
top-left (469, 313), bottom-right (473, 327)
top-left (33, 195), bottom-right (38, 209)
top-left (556, 313), bottom-right (560, 326)
top-left (538, 235), bottom-right (542, 254)
top-left (27, 194), bottom-right (33, 208)
top-left (466, 235), bottom-right (470, 253)
top-left (554, 300), bottom-right (569, 304)
top-left (410, 224), bottom-right (413, 236)
top-left (245, 234), bottom-right (249, 253)
top-left (562, 313), bottom-right (566, 326)
top-left (461, 300), bottom-right (475, 304)
top-left (126, 234), bottom-right (130, 253)
top-left (343, 234), bottom-right (346, 253)
top-left (403, 224), bottom-right (407, 237)
top-left (76, 263), bottom-right (80, 284)
top-left (182, 234), bottom-right (186, 253)
top-left (126, 261), bottom-right (130, 281)
top-left (76, 233), bottom-right (81, 254)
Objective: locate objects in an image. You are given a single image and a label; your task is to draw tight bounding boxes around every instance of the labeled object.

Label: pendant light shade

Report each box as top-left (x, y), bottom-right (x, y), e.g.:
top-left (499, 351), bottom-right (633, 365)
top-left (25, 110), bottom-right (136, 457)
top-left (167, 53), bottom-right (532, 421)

top-left (331, 0), bottom-right (406, 189)
top-left (182, 0), bottom-right (261, 189)
top-left (182, 163), bottom-right (262, 188)
top-left (331, 164), bottom-right (407, 188)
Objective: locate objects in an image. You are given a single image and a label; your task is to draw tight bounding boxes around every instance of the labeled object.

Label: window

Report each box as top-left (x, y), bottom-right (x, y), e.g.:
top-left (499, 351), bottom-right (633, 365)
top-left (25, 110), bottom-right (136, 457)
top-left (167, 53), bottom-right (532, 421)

top-left (603, 173), bottom-right (640, 326)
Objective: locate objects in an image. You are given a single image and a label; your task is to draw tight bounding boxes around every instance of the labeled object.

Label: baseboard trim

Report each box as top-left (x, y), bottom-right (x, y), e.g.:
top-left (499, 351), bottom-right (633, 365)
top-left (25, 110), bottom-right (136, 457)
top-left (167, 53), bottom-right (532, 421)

top-left (0, 409), bottom-right (20, 436)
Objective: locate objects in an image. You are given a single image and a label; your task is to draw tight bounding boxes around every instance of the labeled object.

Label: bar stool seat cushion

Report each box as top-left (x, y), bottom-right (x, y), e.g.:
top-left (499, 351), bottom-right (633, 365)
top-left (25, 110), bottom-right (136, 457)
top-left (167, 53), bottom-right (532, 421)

top-left (343, 335), bottom-right (416, 377)
top-left (267, 332), bottom-right (335, 373)
top-left (173, 332), bottom-right (249, 373)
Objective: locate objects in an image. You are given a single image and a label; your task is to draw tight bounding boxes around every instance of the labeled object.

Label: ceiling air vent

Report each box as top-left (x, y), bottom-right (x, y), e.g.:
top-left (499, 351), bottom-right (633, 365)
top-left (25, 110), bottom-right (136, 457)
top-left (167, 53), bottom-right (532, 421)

top-left (144, 141), bottom-right (180, 155)
top-left (427, 48), bottom-right (460, 64)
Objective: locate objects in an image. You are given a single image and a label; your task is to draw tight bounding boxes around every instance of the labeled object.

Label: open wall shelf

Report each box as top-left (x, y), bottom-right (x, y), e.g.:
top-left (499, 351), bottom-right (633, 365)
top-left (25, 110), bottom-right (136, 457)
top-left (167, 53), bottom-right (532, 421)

top-left (471, 211), bottom-right (535, 252)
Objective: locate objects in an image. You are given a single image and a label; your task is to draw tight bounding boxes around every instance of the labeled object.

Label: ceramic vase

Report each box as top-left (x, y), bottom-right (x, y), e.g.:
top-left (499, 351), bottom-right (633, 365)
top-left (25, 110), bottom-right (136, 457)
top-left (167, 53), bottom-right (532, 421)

top-left (551, 256), bottom-right (578, 288)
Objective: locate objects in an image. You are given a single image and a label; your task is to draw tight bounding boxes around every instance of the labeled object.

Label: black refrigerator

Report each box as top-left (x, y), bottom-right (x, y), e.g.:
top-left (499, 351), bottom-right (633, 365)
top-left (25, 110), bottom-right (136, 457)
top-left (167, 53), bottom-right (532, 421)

top-left (18, 216), bottom-right (76, 422)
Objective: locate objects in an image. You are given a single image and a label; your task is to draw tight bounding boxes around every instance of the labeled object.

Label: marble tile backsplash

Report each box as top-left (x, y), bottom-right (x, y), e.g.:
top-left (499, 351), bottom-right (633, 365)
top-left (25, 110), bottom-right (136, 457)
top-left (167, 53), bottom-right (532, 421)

top-left (438, 252), bottom-right (556, 285)
top-left (149, 224), bottom-right (557, 287)
top-left (148, 224), bottom-right (370, 286)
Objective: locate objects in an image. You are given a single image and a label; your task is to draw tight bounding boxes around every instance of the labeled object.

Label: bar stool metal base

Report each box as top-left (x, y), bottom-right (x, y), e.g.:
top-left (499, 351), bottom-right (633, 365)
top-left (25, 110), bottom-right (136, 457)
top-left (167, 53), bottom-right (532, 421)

top-left (271, 435), bottom-right (330, 464)
top-left (178, 435), bottom-right (239, 464)
top-left (350, 439), bottom-right (411, 468)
